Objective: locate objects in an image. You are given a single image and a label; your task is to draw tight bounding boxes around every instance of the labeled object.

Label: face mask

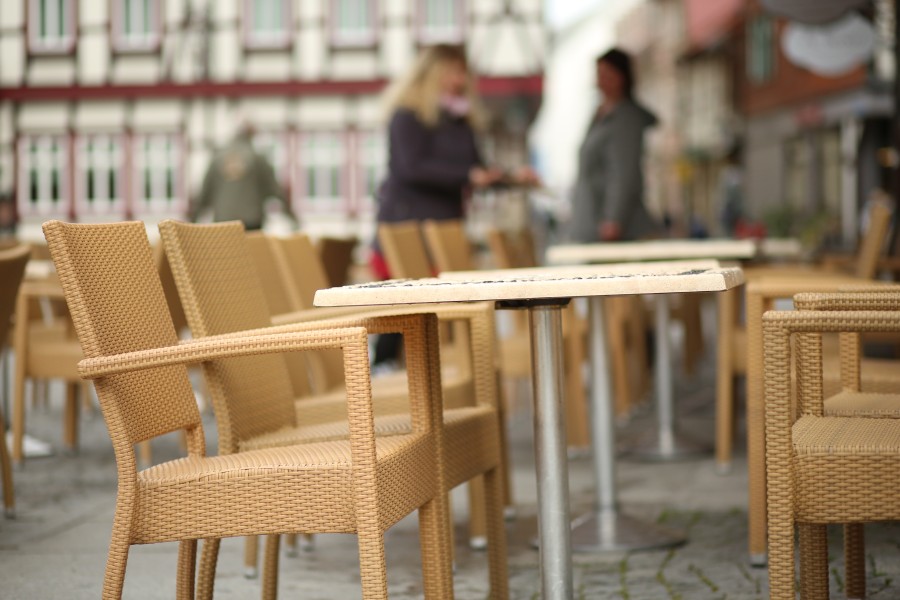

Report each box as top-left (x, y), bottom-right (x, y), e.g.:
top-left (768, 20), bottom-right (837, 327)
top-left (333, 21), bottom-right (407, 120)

top-left (439, 94), bottom-right (471, 117)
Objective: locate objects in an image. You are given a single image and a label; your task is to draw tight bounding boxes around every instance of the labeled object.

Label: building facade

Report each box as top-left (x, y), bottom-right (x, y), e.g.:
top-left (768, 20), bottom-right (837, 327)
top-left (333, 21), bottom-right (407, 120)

top-left (0, 0), bottom-right (545, 242)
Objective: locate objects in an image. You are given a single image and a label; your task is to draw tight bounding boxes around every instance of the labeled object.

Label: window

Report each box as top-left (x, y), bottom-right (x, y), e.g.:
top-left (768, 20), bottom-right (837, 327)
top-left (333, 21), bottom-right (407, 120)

top-left (113, 0), bottom-right (161, 52)
top-left (133, 134), bottom-right (182, 216)
top-left (417, 0), bottom-right (464, 44)
top-left (76, 135), bottom-right (126, 218)
top-left (297, 132), bottom-right (345, 213)
top-left (28, 0), bottom-right (76, 53)
top-left (746, 15), bottom-right (776, 85)
top-left (18, 135), bottom-right (69, 218)
top-left (331, 0), bottom-right (377, 47)
top-left (355, 131), bottom-right (386, 214)
top-left (243, 0), bottom-right (291, 49)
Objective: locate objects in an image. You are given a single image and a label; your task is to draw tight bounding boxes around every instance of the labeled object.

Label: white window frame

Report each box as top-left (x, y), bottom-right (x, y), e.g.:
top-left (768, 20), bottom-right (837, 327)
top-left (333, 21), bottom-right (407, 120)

top-left (75, 134), bottom-right (126, 219)
top-left (132, 133), bottom-right (184, 217)
top-left (330, 0), bottom-right (378, 48)
top-left (17, 135), bottom-right (70, 218)
top-left (295, 131), bottom-right (346, 215)
top-left (28, 0), bottom-right (77, 54)
top-left (112, 0), bottom-right (162, 52)
top-left (416, 0), bottom-right (465, 45)
top-left (243, 0), bottom-right (292, 49)
top-left (354, 130), bottom-right (386, 216)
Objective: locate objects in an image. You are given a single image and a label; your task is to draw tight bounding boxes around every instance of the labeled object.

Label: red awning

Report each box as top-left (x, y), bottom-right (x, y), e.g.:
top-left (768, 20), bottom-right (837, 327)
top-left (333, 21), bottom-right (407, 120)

top-left (685, 0), bottom-right (745, 51)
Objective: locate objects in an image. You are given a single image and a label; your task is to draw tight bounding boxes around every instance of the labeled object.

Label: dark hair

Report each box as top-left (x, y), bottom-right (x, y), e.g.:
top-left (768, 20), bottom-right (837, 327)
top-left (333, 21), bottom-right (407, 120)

top-left (596, 48), bottom-right (634, 98)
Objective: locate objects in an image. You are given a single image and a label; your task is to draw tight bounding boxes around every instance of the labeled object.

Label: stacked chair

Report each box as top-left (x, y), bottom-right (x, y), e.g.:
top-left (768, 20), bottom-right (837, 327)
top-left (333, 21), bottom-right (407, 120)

top-left (0, 244), bottom-right (31, 516)
top-left (159, 220), bottom-right (508, 598)
top-left (43, 220), bottom-right (461, 599)
top-left (763, 288), bottom-right (900, 599)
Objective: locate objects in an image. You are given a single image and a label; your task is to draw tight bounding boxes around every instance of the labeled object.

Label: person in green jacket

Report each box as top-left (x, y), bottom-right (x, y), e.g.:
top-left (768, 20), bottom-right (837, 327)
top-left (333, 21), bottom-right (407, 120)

top-left (191, 122), bottom-right (297, 230)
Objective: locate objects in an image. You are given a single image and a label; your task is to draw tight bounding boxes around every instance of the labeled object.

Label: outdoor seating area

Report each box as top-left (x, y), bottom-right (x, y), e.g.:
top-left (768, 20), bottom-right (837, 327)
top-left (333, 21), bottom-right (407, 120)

top-left (1, 217), bottom-right (900, 599)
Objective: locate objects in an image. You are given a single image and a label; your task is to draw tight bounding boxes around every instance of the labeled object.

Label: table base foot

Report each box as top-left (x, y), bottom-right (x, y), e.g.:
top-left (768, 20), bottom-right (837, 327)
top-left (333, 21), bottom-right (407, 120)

top-left (627, 431), bottom-right (709, 461)
top-left (571, 510), bottom-right (685, 553)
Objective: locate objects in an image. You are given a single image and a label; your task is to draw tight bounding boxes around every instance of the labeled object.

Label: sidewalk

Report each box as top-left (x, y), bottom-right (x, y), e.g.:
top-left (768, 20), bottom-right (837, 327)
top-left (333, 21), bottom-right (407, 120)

top-left (2, 335), bottom-right (899, 598)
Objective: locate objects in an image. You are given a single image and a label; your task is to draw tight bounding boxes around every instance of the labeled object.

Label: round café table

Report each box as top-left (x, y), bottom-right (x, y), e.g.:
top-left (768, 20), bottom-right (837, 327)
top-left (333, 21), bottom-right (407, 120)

top-left (547, 240), bottom-right (757, 461)
top-left (315, 262), bottom-right (744, 600)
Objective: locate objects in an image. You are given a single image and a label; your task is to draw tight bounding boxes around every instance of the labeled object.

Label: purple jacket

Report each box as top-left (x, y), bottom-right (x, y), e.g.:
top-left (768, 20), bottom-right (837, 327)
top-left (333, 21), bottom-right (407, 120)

top-left (376, 108), bottom-right (481, 225)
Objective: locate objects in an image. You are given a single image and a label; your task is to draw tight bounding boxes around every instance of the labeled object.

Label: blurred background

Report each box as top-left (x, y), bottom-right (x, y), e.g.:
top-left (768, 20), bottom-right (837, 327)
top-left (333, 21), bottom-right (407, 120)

top-left (0, 0), bottom-right (896, 254)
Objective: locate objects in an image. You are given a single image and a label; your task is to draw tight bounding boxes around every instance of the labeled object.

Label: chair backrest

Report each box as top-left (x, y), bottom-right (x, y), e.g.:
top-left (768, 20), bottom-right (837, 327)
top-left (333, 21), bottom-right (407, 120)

top-left (378, 221), bottom-right (433, 279)
top-left (270, 233), bottom-right (345, 391)
top-left (486, 228), bottom-right (536, 269)
top-left (153, 244), bottom-right (188, 334)
top-left (0, 245), bottom-right (31, 350)
top-left (318, 236), bottom-right (357, 287)
top-left (245, 231), bottom-right (300, 314)
top-left (41, 221), bottom-right (201, 455)
top-left (271, 234), bottom-right (330, 309)
top-left (422, 220), bottom-right (474, 273)
top-left (854, 199), bottom-right (893, 279)
top-left (158, 220), bottom-right (298, 453)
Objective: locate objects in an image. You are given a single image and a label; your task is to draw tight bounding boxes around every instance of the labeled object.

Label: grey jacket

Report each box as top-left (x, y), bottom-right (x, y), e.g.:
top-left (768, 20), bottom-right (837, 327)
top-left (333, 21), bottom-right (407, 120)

top-left (569, 99), bottom-right (659, 242)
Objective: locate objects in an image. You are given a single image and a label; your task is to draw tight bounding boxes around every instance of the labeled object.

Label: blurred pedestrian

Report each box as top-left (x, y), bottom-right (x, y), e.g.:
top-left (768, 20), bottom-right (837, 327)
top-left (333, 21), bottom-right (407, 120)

top-left (569, 48), bottom-right (659, 242)
top-left (371, 43), bottom-right (536, 365)
top-left (190, 121), bottom-right (296, 231)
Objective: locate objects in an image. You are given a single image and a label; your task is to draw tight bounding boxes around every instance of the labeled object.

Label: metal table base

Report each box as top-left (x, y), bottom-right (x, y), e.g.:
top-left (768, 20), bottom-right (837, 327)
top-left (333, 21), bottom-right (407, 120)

top-left (628, 294), bottom-right (709, 461)
top-left (571, 297), bottom-right (685, 552)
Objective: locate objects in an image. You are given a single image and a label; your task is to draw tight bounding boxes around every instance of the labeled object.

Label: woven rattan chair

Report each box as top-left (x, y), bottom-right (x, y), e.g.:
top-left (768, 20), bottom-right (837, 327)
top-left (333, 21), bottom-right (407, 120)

top-left (12, 273), bottom-right (86, 463)
top-left (718, 199), bottom-right (895, 476)
top-left (43, 219), bottom-right (455, 600)
top-left (0, 244), bottom-right (31, 516)
top-left (763, 292), bottom-right (900, 600)
top-left (160, 220), bottom-right (508, 596)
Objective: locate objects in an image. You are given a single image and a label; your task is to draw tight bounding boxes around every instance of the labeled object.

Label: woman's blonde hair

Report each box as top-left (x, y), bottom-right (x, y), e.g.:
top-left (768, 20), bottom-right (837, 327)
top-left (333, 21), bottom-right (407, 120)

top-left (382, 44), bottom-right (487, 130)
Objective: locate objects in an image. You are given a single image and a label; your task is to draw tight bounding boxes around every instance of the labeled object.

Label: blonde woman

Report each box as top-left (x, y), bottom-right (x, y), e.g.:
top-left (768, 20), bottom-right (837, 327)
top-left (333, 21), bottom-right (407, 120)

top-left (371, 43), bottom-right (535, 364)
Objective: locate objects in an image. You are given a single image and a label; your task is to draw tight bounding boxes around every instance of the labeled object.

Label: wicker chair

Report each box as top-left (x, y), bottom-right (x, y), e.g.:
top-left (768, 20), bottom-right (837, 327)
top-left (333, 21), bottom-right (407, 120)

top-left (717, 198), bottom-right (895, 474)
top-left (0, 244), bottom-right (31, 516)
top-left (317, 236), bottom-right (358, 287)
top-left (43, 220), bottom-right (455, 600)
top-left (159, 220), bottom-right (508, 597)
top-left (763, 292), bottom-right (900, 600)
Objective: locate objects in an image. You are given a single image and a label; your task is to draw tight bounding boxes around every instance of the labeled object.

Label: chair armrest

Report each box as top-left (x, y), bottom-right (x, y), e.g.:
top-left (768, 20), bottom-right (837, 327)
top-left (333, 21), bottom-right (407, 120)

top-left (78, 327), bottom-right (369, 379)
top-left (793, 288), bottom-right (900, 311)
top-left (18, 279), bottom-right (66, 300)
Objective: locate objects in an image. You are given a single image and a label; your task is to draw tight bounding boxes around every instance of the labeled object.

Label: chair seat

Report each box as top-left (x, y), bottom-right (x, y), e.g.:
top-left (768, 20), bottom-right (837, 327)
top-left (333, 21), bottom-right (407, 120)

top-left (792, 416), bottom-right (900, 522)
top-left (793, 416), bottom-right (900, 456)
top-left (824, 390), bottom-right (900, 418)
top-left (136, 432), bottom-right (436, 544)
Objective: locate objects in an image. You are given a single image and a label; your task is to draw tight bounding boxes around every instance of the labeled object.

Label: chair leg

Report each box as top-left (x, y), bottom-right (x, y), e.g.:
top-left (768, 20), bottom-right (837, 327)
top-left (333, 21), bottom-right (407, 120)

top-left (483, 466), bottom-right (509, 599)
top-left (243, 535), bottom-right (259, 579)
top-left (176, 539), bottom-right (197, 600)
top-left (283, 533), bottom-right (298, 556)
top-left (63, 383), bottom-right (79, 452)
top-left (844, 524), bottom-right (866, 600)
top-left (261, 535), bottom-right (280, 600)
top-left (715, 288), bottom-right (736, 472)
top-left (494, 371), bottom-right (514, 512)
top-left (799, 523), bottom-right (829, 600)
top-left (196, 538), bottom-right (221, 600)
top-left (416, 495), bottom-right (453, 600)
top-left (467, 476), bottom-right (487, 549)
top-left (0, 405), bottom-right (14, 517)
top-left (681, 293), bottom-right (704, 376)
top-left (101, 530), bottom-right (131, 600)
top-left (605, 298), bottom-right (633, 418)
top-left (12, 367), bottom-right (26, 464)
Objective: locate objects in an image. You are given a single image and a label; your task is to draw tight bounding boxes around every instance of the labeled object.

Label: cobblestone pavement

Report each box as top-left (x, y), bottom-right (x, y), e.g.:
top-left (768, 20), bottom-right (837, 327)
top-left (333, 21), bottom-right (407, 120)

top-left (2, 331), bottom-right (899, 598)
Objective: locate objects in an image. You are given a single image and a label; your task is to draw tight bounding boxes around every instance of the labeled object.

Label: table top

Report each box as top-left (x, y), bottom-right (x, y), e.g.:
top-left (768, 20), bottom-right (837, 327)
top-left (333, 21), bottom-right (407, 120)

top-left (547, 239), bottom-right (757, 265)
top-left (314, 263), bottom-right (744, 307)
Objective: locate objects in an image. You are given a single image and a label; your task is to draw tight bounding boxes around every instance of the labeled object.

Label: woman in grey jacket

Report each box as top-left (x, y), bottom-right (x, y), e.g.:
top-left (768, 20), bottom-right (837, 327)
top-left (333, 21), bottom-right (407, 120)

top-left (570, 48), bottom-right (659, 242)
